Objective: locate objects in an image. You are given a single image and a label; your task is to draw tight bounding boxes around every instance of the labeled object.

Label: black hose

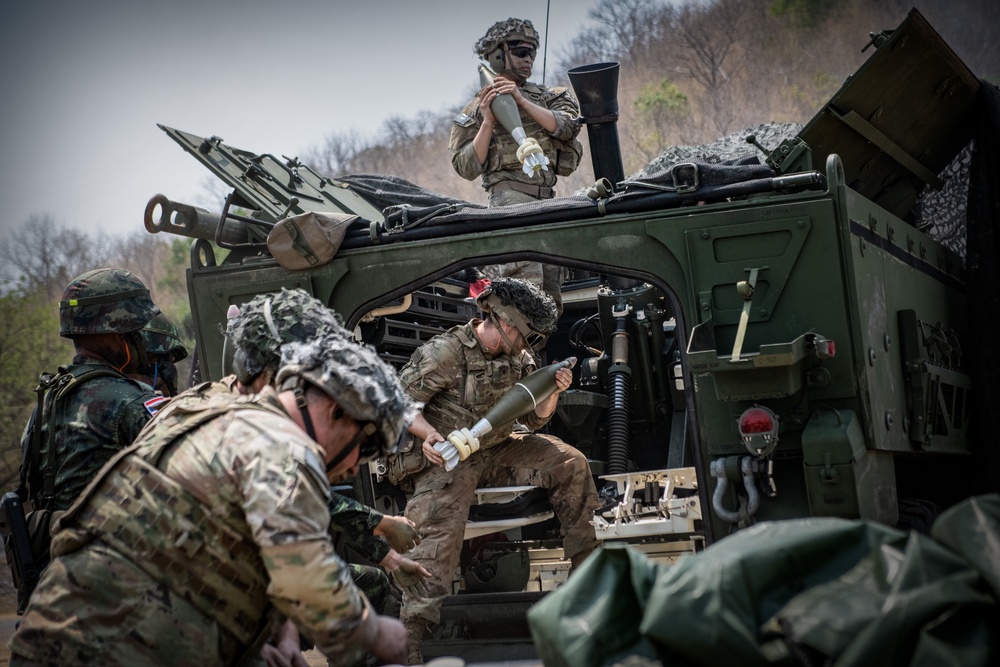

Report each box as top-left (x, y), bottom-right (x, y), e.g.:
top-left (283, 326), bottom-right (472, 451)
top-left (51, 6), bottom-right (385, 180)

top-left (606, 316), bottom-right (631, 475)
top-left (606, 370), bottom-right (631, 475)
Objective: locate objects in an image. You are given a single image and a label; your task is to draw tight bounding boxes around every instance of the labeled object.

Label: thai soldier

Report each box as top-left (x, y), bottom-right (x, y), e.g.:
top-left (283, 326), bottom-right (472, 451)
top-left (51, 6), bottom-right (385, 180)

top-left (19, 268), bottom-right (163, 514)
top-left (449, 18), bottom-right (584, 312)
top-left (6, 269), bottom-right (163, 614)
top-left (130, 311), bottom-right (189, 397)
top-left (9, 330), bottom-right (419, 666)
top-left (396, 278), bottom-right (600, 664)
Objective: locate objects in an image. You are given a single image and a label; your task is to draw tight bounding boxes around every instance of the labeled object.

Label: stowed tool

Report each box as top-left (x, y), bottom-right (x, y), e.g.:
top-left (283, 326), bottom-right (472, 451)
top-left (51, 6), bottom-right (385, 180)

top-left (731, 267), bottom-right (763, 363)
top-left (434, 357), bottom-right (577, 470)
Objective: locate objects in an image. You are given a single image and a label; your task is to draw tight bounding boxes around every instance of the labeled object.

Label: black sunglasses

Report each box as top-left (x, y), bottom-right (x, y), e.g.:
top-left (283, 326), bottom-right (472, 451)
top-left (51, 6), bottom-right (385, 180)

top-left (508, 46), bottom-right (536, 60)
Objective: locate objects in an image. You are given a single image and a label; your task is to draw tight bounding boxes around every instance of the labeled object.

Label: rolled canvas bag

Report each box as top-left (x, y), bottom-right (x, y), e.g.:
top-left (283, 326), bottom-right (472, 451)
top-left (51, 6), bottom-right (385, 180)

top-left (267, 211), bottom-right (357, 270)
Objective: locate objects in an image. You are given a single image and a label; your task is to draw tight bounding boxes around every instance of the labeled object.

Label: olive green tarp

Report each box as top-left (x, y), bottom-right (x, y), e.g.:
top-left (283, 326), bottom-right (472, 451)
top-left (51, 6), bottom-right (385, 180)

top-left (528, 494), bottom-right (1000, 667)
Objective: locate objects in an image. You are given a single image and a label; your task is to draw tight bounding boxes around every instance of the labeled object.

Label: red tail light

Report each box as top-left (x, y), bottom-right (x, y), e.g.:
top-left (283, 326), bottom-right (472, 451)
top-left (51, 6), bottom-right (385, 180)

top-left (739, 405), bottom-right (779, 456)
top-left (740, 406), bottom-right (776, 435)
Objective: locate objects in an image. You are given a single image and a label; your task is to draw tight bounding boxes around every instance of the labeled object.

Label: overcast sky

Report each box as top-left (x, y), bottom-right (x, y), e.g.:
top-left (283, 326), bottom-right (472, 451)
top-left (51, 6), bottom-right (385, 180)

top-left (0, 0), bottom-right (602, 241)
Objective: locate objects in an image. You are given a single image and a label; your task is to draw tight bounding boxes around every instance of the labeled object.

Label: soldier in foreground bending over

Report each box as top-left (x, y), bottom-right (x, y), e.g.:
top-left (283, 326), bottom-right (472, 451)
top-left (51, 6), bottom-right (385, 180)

top-left (223, 289), bottom-right (431, 666)
top-left (227, 289), bottom-right (432, 611)
top-left (9, 330), bottom-right (418, 666)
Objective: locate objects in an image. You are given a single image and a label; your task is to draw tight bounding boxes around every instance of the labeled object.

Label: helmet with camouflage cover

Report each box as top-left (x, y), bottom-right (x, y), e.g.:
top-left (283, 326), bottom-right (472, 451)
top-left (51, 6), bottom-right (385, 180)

top-left (476, 277), bottom-right (557, 351)
top-left (59, 268), bottom-right (159, 337)
top-left (141, 312), bottom-right (189, 362)
top-left (276, 331), bottom-right (418, 460)
top-left (227, 288), bottom-right (349, 384)
top-left (475, 18), bottom-right (540, 73)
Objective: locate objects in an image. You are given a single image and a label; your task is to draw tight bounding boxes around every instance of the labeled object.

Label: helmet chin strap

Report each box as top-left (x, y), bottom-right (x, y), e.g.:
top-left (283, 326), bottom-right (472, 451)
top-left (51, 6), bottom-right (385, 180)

top-left (324, 437), bottom-right (360, 476)
top-left (114, 336), bottom-right (132, 374)
top-left (293, 386), bottom-right (360, 475)
top-left (293, 385), bottom-right (318, 442)
top-left (491, 313), bottom-right (521, 354)
top-left (323, 407), bottom-right (362, 475)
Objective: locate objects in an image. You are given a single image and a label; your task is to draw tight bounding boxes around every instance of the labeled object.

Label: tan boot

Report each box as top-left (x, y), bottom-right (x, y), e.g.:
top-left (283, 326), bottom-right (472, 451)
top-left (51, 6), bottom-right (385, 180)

top-left (404, 620), bottom-right (426, 665)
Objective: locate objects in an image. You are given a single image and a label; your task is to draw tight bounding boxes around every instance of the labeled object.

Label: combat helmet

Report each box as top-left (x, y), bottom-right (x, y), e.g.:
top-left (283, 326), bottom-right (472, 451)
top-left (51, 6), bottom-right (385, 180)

top-left (276, 331), bottom-right (418, 462)
top-left (476, 277), bottom-right (557, 351)
top-left (227, 288), bottom-right (349, 384)
top-left (141, 312), bottom-right (189, 362)
top-left (59, 268), bottom-right (159, 337)
top-left (475, 18), bottom-right (540, 73)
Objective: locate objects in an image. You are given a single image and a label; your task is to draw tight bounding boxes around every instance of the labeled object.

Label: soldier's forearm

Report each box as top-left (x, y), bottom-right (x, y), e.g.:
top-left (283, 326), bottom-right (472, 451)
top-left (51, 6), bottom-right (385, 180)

top-left (328, 492), bottom-right (382, 533)
top-left (518, 98), bottom-right (557, 134)
top-left (263, 540), bottom-right (379, 662)
top-left (472, 120), bottom-right (494, 166)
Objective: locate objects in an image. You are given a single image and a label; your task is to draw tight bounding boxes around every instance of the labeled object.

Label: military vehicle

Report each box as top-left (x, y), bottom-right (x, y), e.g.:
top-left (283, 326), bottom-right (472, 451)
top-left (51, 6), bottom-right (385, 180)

top-left (145, 8), bottom-right (994, 661)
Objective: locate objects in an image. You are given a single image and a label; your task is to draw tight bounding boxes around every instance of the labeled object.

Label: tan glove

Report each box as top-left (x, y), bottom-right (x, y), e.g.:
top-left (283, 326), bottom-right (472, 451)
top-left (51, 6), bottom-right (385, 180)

top-left (382, 551), bottom-right (433, 599)
top-left (516, 137), bottom-right (544, 165)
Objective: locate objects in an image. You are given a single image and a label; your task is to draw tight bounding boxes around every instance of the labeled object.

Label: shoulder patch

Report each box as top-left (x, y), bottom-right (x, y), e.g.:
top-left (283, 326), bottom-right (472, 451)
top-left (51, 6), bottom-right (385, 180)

top-left (144, 395), bottom-right (169, 416)
top-left (453, 112), bottom-right (476, 128)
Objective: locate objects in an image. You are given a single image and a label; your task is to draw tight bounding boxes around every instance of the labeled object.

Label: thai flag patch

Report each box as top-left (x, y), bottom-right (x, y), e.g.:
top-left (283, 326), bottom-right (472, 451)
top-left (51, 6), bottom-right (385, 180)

top-left (144, 395), bottom-right (169, 416)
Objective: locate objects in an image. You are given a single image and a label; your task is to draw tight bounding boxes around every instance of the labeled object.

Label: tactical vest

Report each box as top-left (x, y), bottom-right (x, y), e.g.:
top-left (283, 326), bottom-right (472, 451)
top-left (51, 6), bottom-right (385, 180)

top-left (22, 363), bottom-right (126, 510)
top-left (421, 325), bottom-right (532, 450)
top-left (488, 84), bottom-right (582, 179)
top-left (52, 385), bottom-right (279, 647)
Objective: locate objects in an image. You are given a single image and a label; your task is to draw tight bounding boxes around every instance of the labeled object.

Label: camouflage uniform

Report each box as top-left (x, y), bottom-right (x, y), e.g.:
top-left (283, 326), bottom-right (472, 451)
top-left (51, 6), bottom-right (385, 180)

top-left (450, 80), bottom-right (581, 204)
top-left (10, 384), bottom-right (378, 667)
top-left (227, 289), bottom-right (402, 612)
top-left (132, 311), bottom-right (189, 396)
top-left (328, 492), bottom-right (392, 613)
top-left (398, 320), bottom-right (600, 629)
top-left (27, 357), bottom-right (159, 511)
top-left (21, 268), bottom-right (161, 513)
top-left (449, 18), bottom-right (582, 311)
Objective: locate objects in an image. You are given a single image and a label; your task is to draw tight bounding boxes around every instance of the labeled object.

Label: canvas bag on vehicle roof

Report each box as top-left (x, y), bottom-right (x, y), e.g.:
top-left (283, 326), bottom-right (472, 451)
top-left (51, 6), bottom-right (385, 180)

top-left (266, 211), bottom-right (357, 270)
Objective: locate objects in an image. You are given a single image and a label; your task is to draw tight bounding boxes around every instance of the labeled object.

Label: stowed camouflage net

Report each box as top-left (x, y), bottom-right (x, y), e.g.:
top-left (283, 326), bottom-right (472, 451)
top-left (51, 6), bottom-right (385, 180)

top-left (59, 268), bottom-right (159, 337)
top-left (477, 277), bottom-right (557, 335)
top-left (474, 18), bottom-right (539, 57)
top-left (141, 312), bottom-right (189, 362)
top-left (276, 331), bottom-right (417, 457)
top-left (632, 121), bottom-right (971, 257)
top-left (227, 288), bottom-right (349, 380)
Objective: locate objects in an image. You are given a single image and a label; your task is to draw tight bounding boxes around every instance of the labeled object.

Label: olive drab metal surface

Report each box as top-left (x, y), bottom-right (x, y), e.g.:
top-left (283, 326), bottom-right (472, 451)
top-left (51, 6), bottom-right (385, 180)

top-left (158, 125), bottom-right (384, 225)
top-left (797, 8), bottom-right (980, 220)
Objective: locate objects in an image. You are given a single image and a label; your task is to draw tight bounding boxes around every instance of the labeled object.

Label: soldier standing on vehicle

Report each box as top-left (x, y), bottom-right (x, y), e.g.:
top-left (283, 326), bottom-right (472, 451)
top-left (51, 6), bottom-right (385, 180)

top-left (129, 311), bottom-right (189, 397)
top-left (395, 278), bottom-right (600, 664)
top-left (449, 18), bottom-right (584, 311)
top-left (9, 330), bottom-right (419, 667)
top-left (3, 269), bottom-right (163, 612)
